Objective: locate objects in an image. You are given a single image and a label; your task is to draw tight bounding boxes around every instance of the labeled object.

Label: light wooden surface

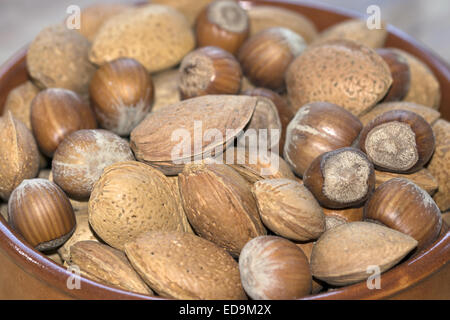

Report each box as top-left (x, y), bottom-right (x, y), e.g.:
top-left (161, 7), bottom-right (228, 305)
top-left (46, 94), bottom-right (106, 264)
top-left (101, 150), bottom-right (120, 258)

top-left (0, 0), bottom-right (449, 65)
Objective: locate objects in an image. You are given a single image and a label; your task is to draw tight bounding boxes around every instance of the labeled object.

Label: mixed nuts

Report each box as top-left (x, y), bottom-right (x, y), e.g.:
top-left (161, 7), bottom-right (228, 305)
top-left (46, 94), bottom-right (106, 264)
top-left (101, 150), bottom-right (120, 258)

top-left (0, 0), bottom-right (448, 300)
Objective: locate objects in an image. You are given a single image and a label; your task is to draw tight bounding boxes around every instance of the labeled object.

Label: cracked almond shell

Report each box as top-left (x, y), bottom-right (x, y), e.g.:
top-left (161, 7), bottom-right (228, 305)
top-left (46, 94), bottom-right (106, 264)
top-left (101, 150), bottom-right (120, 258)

top-left (286, 39), bottom-right (392, 116)
top-left (88, 161), bottom-right (188, 250)
top-left (70, 240), bottom-right (153, 295)
top-left (311, 221), bottom-right (418, 286)
top-left (27, 24), bottom-right (96, 95)
top-left (124, 231), bottom-right (247, 300)
top-left (130, 95), bottom-right (258, 175)
top-left (0, 112), bottom-right (40, 200)
top-left (178, 163), bottom-right (266, 256)
top-left (89, 4), bottom-right (195, 73)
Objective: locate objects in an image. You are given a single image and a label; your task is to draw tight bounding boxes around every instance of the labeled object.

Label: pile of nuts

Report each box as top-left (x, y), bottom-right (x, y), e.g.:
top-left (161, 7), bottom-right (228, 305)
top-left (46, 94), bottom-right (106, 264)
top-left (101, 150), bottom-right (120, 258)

top-left (0, 0), bottom-right (448, 300)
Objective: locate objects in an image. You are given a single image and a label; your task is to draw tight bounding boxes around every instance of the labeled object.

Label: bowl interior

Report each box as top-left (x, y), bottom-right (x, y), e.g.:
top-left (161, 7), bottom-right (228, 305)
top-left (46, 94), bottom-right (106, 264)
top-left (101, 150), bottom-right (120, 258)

top-left (0, 0), bottom-right (449, 300)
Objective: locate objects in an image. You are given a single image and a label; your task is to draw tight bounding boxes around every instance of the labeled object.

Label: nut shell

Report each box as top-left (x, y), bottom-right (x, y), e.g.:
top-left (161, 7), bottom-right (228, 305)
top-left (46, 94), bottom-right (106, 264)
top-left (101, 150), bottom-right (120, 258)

top-left (238, 27), bottom-right (306, 91)
top-left (70, 240), bottom-right (153, 295)
top-left (89, 4), bottom-right (195, 73)
top-left (359, 109), bottom-right (435, 173)
top-left (89, 58), bottom-right (154, 136)
top-left (364, 178), bottom-right (442, 248)
top-left (322, 206), bottom-right (364, 223)
top-left (31, 88), bottom-right (97, 157)
top-left (374, 169), bottom-right (438, 195)
top-left (125, 231), bottom-right (247, 300)
top-left (196, 0), bottom-right (249, 55)
top-left (303, 148), bottom-right (375, 209)
top-left (377, 48), bottom-right (411, 102)
top-left (239, 236), bottom-right (312, 299)
top-left (130, 95), bottom-right (259, 175)
top-left (0, 112), bottom-right (40, 200)
top-left (52, 129), bottom-right (135, 201)
top-left (312, 19), bottom-right (387, 49)
top-left (359, 101), bottom-right (441, 126)
top-left (27, 24), bottom-right (96, 95)
top-left (8, 179), bottom-right (76, 251)
top-left (179, 163), bottom-right (266, 256)
top-left (311, 221), bottom-right (418, 286)
top-left (88, 161), bottom-right (187, 250)
top-left (151, 0), bottom-right (213, 26)
top-left (179, 46), bottom-right (242, 99)
top-left (151, 68), bottom-right (181, 112)
top-left (3, 81), bottom-right (40, 130)
top-left (252, 179), bottom-right (325, 241)
top-left (286, 39), bottom-right (392, 115)
top-left (392, 48), bottom-right (441, 109)
top-left (246, 5), bottom-right (318, 43)
top-left (428, 119), bottom-right (450, 211)
top-left (284, 102), bottom-right (362, 177)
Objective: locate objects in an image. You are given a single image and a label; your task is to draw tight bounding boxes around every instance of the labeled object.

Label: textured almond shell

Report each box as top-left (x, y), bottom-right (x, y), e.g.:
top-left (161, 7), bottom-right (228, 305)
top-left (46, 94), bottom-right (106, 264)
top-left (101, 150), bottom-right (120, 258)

top-left (220, 147), bottom-right (296, 184)
top-left (428, 119), bottom-right (450, 211)
top-left (70, 241), bottom-right (153, 295)
top-left (392, 48), bottom-right (441, 109)
top-left (124, 231), bottom-right (247, 300)
top-left (252, 179), bottom-right (325, 241)
top-left (375, 168), bottom-right (438, 195)
top-left (246, 5), bottom-right (318, 43)
top-left (311, 221), bottom-right (418, 286)
top-left (88, 161), bottom-right (186, 250)
top-left (179, 163), bottom-right (266, 256)
top-left (130, 95), bottom-right (258, 174)
top-left (0, 112), bottom-right (40, 200)
top-left (27, 24), bottom-right (96, 95)
top-left (286, 40), bottom-right (392, 116)
top-left (89, 4), bottom-right (195, 73)
top-left (360, 101), bottom-right (441, 126)
top-left (312, 19), bottom-right (388, 49)
top-left (150, 0), bottom-right (214, 25)
top-left (3, 81), bottom-right (40, 130)
top-left (58, 211), bottom-right (99, 262)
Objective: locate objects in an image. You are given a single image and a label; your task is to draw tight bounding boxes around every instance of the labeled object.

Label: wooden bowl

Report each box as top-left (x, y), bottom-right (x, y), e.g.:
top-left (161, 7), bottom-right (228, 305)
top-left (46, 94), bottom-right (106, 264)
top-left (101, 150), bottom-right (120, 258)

top-left (0, 0), bottom-right (448, 300)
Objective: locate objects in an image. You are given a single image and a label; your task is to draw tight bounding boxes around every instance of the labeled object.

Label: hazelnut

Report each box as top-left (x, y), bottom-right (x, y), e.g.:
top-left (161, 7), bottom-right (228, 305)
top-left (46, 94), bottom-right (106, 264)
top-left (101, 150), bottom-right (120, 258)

top-left (284, 102), bottom-right (362, 177)
top-left (89, 58), bottom-right (154, 136)
top-left (364, 178), bottom-right (442, 249)
top-left (179, 46), bottom-right (242, 99)
top-left (304, 148), bottom-right (375, 209)
top-left (252, 179), bottom-right (325, 241)
top-left (242, 88), bottom-right (296, 154)
top-left (8, 179), bottom-right (76, 251)
top-left (195, 0), bottom-right (249, 55)
top-left (359, 110), bottom-right (435, 173)
top-left (0, 112), bottom-right (40, 201)
top-left (30, 88), bottom-right (97, 157)
top-left (238, 27), bottom-right (307, 91)
top-left (377, 48), bottom-right (411, 102)
top-left (52, 129), bottom-right (135, 201)
top-left (239, 236), bottom-right (312, 300)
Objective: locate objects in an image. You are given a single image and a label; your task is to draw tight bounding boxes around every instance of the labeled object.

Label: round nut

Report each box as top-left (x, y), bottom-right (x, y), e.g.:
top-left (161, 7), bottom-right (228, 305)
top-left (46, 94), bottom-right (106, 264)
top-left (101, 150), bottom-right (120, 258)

top-left (3, 81), bottom-right (40, 130)
top-left (377, 48), bottom-right (411, 102)
top-left (8, 179), bottom-right (76, 251)
top-left (27, 24), bottom-right (96, 95)
top-left (89, 58), bottom-right (154, 136)
top-left (239, 236), bottom-right (312, 300)
top-left (359, 110), bottom-right (435, 173)
top-left (52, 129), bottom-right (135, 201)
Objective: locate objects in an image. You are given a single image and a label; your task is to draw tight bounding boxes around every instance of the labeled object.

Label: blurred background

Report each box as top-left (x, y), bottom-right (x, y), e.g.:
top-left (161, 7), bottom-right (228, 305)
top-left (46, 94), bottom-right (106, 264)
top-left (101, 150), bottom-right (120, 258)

top-left (0, 0), bottom-right (449, 64)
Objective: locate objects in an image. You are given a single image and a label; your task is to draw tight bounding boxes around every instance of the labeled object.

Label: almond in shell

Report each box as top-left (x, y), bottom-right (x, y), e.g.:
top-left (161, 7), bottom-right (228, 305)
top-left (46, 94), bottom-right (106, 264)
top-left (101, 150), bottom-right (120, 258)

top-left (311, 221), bottom-right (418, 286)
top-left (178, 163), bottom-right (266, 257)
top-left (124, 231), bottom-right (247, 300)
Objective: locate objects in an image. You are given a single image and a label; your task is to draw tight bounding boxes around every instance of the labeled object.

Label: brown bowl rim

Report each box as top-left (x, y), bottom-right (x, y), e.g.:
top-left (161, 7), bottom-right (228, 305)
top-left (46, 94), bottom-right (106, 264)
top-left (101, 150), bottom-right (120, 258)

top-left (0, 0), bottom-right (449, 300)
